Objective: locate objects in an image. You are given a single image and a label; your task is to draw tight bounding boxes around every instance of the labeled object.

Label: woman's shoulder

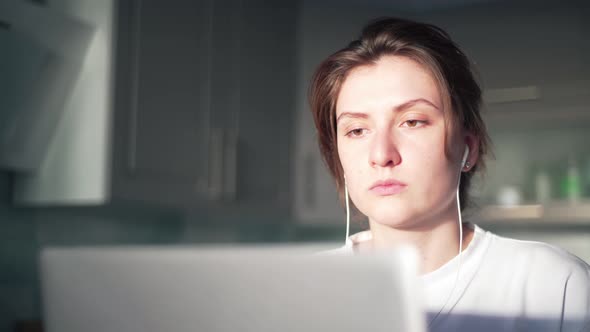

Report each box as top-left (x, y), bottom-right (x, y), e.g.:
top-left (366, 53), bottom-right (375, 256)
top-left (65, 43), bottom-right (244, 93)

top-left (483, 228), bottom-right (590, 274)
top-left (474, 226), bottom-right (590, 328)
top-left (477, 226), bottom-right (590, 304)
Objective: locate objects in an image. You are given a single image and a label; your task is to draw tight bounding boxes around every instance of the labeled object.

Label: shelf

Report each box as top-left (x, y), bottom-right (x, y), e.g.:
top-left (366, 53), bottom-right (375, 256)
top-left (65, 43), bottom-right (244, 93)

top-left (482, 80), bottom-right (590, 129)
top-left (475, 201), bottom-right (590, 225)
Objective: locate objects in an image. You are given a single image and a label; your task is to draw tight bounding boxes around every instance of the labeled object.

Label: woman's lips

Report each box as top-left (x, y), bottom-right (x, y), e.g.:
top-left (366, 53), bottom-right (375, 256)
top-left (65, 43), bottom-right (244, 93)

top-left (369, 179), bottom-right (407, 196)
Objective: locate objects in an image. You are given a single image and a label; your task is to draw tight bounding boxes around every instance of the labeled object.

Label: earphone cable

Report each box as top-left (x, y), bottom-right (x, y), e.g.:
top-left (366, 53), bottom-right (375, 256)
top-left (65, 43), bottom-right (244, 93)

top-left (345, 181), bottom-right (351, 244)
top-left (428, 170), bottom-right (464, 327)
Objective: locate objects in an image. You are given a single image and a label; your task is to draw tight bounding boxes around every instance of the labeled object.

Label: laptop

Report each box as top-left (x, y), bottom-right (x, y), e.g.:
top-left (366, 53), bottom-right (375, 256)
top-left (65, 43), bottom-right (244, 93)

top-left (41, 244), bottom-right (425, 332)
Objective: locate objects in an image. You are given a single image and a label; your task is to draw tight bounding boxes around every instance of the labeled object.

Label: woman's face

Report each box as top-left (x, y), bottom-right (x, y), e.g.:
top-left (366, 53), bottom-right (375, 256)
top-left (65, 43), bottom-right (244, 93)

top-left (336, 56), bottom-right (470, 229)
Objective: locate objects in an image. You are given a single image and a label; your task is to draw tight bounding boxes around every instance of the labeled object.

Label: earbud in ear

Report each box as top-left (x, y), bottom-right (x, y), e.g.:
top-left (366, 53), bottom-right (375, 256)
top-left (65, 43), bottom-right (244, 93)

top-left (461, 146), bottom-right (470, 169)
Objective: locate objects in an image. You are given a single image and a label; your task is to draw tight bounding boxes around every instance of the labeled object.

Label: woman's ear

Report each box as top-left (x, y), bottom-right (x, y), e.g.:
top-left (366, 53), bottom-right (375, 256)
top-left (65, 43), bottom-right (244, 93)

top-left (464, 132), bottom-right (480, 170)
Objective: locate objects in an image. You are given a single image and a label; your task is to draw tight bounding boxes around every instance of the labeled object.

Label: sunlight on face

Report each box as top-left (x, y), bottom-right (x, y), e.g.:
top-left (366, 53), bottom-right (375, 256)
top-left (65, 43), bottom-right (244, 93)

top-left (336, 56), bottom-right (464, 229)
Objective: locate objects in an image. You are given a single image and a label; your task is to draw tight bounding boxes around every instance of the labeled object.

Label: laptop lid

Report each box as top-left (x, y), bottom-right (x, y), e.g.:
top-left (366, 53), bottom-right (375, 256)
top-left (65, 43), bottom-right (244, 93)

top-left (41, 244), bottom-right (425, 332)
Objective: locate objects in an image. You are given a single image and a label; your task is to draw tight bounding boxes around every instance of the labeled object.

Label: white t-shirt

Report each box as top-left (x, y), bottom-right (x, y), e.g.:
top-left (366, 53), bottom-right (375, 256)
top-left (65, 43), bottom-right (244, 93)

top-left (330, 223), bottom-right (590, 332)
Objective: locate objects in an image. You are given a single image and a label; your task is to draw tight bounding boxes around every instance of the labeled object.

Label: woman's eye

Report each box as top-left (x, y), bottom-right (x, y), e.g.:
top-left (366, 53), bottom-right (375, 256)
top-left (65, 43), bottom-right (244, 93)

top-left (346, 128), bottom-right (366, 137)
top-left (403, 120), bottom-right (426, 128)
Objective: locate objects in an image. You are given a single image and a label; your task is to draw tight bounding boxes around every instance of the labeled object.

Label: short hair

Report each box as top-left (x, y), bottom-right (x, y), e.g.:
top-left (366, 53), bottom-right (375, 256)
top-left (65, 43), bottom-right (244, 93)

top-left (309, 17), bottom-right (491, 210)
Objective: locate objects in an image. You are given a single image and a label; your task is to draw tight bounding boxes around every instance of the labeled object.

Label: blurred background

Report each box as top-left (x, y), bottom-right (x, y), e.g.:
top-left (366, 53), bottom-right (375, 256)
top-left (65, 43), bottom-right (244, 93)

top-left (1, 0), bottom-right (589, 330)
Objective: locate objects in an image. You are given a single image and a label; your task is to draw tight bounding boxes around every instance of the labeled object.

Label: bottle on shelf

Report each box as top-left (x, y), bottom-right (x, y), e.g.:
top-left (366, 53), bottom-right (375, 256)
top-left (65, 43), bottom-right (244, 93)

top-left (561, 156), bottom-right (581, 204)
top-left (534, 168), bottom-right (551, 204)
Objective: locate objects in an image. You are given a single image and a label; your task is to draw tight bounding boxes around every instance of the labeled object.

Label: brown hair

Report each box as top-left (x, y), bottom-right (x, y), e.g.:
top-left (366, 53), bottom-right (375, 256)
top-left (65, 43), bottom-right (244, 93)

top-left (309, 17), bottom-right (491, 210)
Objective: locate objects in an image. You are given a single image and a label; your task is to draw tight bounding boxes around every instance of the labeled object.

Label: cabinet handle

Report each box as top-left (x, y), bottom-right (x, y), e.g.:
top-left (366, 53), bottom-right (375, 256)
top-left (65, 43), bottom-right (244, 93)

top-left (208, 128), bottom-right (224, 200)
top-left (223, 130), bottom-right (238, 201)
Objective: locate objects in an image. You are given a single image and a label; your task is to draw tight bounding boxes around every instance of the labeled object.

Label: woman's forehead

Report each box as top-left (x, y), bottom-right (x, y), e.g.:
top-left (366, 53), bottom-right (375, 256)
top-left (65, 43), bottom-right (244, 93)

top-left (335, 56), bottom-right (443, 117)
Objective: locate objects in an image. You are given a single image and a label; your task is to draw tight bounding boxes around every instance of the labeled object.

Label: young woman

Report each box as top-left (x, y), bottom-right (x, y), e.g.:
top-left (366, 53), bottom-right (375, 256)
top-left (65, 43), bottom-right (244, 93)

top-left (310, 17), bottom-right (590, 331)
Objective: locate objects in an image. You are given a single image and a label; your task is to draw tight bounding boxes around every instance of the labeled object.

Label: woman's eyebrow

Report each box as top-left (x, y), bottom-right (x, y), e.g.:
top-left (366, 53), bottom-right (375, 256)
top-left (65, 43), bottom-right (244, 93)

top-left (336, 112), bottom-right (368, 124)
top-left (336, 98), bottom-right (439, 123)
top-left (395, 98), bottom-right (440, 112)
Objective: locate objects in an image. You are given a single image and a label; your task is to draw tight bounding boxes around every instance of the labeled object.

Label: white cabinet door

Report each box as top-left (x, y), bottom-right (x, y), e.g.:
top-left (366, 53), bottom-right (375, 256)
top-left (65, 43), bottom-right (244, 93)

top-left (111, 0), bottom-right (214, 206)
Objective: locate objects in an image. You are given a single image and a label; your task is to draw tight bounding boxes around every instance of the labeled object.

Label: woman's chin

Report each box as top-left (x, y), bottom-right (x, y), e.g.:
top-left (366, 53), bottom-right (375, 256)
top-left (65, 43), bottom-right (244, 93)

top-left (364, 206), bottom-right (419, 229)
top-left (360, 194), bottom-right (446, 229)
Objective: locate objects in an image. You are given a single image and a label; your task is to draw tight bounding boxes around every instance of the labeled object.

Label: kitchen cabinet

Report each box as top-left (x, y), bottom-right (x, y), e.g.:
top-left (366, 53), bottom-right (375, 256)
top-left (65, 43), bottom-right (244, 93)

top-left (111, 0), bottom-right (214, 207)
top-left (230, 0), bottom-right (296, 212)
top-left (14, 0), bottom-right (297, 217)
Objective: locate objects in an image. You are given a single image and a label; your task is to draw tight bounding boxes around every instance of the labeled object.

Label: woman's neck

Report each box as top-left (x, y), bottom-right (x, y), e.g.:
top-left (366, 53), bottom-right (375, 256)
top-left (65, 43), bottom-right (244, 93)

top-left (365, 214), bottom-right (474, 275)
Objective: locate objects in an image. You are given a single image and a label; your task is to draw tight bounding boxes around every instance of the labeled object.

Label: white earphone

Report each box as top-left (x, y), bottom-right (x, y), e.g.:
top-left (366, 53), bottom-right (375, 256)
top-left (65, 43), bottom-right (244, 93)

top-left (344, 175), bottom-right (351, 245)
top-left (461, 145), bottom-right (470, 169)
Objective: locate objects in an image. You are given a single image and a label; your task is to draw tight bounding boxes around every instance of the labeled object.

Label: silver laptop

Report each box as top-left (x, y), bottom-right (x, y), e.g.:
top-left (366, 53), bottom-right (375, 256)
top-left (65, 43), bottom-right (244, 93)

top-left (41, 244), bottom-right (425, 332)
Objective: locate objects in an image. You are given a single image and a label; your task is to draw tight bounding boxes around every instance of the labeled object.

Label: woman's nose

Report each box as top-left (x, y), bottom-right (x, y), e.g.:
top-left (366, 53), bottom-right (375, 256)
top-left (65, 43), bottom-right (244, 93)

top-left (369, 130), bottom-right (401, 168)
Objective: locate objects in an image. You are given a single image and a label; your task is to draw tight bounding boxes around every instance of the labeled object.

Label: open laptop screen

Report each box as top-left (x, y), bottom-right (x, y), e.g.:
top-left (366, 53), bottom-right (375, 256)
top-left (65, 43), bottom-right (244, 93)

top-left (41, 245), bottom-right (425, 332)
